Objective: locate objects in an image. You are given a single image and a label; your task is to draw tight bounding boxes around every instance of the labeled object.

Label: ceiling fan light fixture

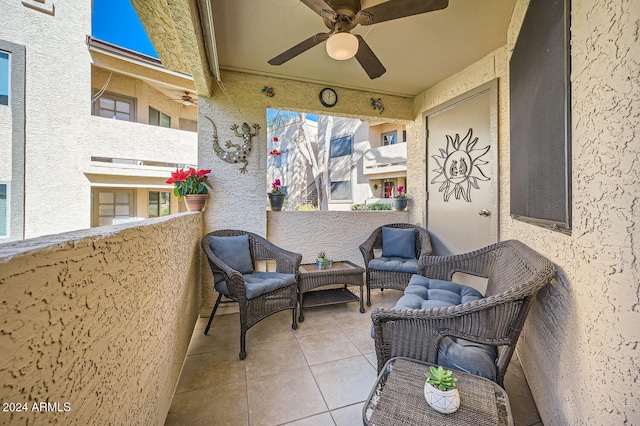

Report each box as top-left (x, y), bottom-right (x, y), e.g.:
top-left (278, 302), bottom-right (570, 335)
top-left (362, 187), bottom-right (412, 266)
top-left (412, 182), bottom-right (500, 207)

top-left (326, 32), bottom-right (358, 60)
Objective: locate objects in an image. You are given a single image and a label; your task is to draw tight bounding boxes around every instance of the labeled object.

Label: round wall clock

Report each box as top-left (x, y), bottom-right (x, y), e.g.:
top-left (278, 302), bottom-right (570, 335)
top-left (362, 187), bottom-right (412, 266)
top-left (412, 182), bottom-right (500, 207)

top-left (319, 87), bottom-right (337, 108)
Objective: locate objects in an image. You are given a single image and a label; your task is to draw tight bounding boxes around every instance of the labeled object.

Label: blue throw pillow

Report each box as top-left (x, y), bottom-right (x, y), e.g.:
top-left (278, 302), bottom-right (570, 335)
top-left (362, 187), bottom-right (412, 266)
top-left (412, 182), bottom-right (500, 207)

top-left (381, 227), bottom-right (416, 259)
top-left (209, 235), bottom-right (254, 274)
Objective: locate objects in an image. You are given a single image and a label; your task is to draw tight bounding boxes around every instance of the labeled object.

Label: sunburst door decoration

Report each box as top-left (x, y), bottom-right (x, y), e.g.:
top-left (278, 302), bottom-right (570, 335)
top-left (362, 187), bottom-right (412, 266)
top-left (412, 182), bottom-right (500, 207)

top-left (430, 128), bottom-right (490, 202)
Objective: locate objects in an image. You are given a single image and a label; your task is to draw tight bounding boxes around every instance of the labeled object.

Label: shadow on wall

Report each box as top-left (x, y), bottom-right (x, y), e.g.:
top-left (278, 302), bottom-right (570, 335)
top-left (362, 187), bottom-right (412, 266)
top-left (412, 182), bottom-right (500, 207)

top-left (518, 266), bottom-right (576, 425)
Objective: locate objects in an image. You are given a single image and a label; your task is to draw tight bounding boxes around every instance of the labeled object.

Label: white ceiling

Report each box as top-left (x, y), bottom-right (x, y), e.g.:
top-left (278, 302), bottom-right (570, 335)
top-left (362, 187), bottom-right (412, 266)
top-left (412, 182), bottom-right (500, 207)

top-left (210, 0), bottom-right (516, 97)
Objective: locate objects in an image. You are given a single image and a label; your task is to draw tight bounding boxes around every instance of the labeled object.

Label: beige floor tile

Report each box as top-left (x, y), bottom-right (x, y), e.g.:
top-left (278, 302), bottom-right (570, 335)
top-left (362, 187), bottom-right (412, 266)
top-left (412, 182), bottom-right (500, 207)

top-left (167, 290), bottom-right (542, 426)
top-left (310, 355), bottom-right (378, 410)
top-left (331, 307), bottom-right (372, 330)
top-left (367, 289), bottom-right (403, 308)
top-left (504, 355), bottom-right (541, 426)
top-left (247, 367), bottom-right (327, 426)
top-left (297, 330), bottom-right (361, 366)
top-left (364, 352), bottom-right (379, 370)
top-left (244, 338), bottom-right (308, 380)
top-left (341, 325), bottom-right (375, 354)
top-left (188, 320), bottom-right (240, 356)
top-left (292, 309), bottom-right (340, 337)
top-left (175, 349), bottom-right (246, 394)
top-left (330, 402), bottom-right (365, 426)
top-left (165, 381), bottom-right (248, 426)
top-left (245, 310), bottom-right (297, 347)
top-left (282, 412), bottom-right (335, 426)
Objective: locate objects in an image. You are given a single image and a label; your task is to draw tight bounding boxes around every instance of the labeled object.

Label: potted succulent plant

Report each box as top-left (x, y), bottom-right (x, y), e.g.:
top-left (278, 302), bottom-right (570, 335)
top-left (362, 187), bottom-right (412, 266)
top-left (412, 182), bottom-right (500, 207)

top-left (424, 366), bottom-right (460, 414)
top-left (392, 185), bottom-right (408, 211)
top-left (268, 178), bottom-right (286, 211)
top-left (166, 167), bottom-right (212, 212)
top-left (316, 251), bottom-right (333, 269)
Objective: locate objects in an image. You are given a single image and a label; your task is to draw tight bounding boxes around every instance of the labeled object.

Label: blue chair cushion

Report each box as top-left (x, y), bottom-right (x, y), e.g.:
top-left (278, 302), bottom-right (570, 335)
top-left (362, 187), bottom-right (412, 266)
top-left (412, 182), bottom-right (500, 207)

top-left (209, 234), bottom-right (254, 275)
top-left (395, 275), bottom-right (484, 309)
top-left (438, 337), bottom-right (498, 382)
top-left (214, 272), bottom-right (296, 300)
top-left (382, 274), bottom-right (498, 381)
top-left (368, 257), bottom-right (418, 274)
top-left (381, 227), bottom-right (416, 259)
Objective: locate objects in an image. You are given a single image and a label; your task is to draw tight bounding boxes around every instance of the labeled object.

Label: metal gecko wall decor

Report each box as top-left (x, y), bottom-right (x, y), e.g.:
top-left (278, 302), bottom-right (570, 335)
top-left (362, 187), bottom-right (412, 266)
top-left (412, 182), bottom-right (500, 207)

top-left (430, 128), bottom-right (490, 202)
top-left (205, 116), bottom-right (260, 173)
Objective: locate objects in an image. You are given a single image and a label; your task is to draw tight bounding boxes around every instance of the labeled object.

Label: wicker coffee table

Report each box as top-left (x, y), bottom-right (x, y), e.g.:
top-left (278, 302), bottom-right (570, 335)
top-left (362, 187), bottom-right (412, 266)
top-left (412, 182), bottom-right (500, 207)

top-left (363, 357), bottom-right (513, 426)
top-left (297, 261), bottom-right (365, 322)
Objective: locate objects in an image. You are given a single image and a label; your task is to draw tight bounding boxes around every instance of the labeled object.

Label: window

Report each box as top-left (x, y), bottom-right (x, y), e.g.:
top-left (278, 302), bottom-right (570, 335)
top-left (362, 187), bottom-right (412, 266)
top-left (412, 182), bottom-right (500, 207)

top-left (330, 181), bottom-right (351, 200)
top-left (93, 93), bottom-right (136, 121)
top-left (149, 106), bottom-right (171, 128)
top-left (382, 131), bottom-right (397, 146)
top-left (148, 191), bottom-right (171, 218)
top-left (0, 51), bottom-right (9, 106)
top-left (93, 189), bottom-right (135, 226)
top-left (0, 183), bottom-right (8, 237)
top-left (402, 130), bottom-right (407, 142)
top-left (330, 136), bottom-right (352, 158)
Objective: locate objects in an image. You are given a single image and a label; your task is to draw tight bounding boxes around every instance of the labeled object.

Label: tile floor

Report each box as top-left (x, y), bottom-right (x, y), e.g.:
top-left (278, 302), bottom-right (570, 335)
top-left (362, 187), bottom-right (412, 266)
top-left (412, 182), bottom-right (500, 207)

top-left (165, 288), bottom-right (542, 426)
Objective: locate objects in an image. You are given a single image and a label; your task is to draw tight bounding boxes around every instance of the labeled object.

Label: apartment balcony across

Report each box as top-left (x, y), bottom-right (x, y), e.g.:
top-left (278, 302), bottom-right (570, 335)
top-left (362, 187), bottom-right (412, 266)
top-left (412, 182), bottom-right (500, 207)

top-left (363, 143), bottom-right (407, 179)
top-left (85, 116), bottom-right (197, 178)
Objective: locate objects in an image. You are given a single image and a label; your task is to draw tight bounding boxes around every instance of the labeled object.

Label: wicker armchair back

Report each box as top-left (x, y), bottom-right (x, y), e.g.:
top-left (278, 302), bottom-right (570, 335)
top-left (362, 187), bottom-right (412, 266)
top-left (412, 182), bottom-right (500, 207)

top-left (373, 239), bottom-right (556, 386)
top-left (201, 230), bottom-right (301, 360)
top-left (359, 223), bottom-right (433, 306)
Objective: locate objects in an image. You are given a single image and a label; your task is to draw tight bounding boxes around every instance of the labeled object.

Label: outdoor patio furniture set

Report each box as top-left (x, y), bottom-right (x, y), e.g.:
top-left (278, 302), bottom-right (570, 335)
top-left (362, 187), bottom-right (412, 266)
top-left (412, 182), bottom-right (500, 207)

top-left (201, 225), bottom-right (556, 424)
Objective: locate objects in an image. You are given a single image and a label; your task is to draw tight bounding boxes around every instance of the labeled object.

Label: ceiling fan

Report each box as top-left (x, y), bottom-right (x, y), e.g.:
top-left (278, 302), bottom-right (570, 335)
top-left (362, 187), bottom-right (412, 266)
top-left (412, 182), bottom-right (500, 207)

top-left (174, 91), bottom-right (197, 107)
top-left (268, 0), bottom-right (449, 79)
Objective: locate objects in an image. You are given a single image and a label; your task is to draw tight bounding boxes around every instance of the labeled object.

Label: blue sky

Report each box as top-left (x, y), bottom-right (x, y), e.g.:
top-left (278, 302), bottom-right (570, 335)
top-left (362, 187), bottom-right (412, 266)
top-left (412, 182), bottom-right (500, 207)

top-left (92, 0), bottom-right (158, 58)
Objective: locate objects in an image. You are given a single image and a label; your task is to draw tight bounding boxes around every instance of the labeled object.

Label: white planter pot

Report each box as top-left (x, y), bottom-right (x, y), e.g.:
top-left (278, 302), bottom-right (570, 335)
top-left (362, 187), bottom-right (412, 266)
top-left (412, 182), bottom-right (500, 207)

top-left (424, 381), bottom-right (461, 414)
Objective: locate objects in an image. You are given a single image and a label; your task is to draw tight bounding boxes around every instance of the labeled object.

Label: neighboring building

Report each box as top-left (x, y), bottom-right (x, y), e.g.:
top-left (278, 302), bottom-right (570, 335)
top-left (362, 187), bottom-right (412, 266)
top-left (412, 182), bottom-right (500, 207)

top-left (0, 2), bottom-right (198, 242)
top-left (266, 110), bottom-right (407, 211)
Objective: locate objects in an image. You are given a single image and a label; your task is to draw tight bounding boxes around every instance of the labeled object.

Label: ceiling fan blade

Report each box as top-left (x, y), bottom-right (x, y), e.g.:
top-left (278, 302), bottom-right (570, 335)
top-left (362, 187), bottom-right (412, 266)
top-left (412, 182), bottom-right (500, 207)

top-left (354, 35), bottom-right (386, 79)
top-left (268, 33), bottom-right (330, 66)
top-left (354, 0), bottom-right (448, 26)
top-left (300, 0), bottom-right (337, 21)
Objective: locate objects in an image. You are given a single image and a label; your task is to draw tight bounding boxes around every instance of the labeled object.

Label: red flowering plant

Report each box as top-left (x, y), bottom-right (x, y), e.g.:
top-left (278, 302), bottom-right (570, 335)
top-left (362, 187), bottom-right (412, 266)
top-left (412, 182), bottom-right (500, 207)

top-left (166, 167), bottom-right (212, 199)
top-left (395, 185), bottom-right (407, 199)
top-left (271, 178), bottom-right (283, 194)
top-left (269, 149), bottom-right (282, 156)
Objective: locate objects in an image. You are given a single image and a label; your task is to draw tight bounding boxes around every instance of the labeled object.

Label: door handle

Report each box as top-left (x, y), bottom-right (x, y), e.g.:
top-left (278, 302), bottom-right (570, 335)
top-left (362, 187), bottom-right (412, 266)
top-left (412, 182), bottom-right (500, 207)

top-left (479, 209), bottom-right (491, 217)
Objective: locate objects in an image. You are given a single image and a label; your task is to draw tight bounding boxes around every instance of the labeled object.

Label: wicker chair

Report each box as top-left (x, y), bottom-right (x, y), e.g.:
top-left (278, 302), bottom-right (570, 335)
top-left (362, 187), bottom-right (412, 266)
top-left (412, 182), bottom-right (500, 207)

top-left (371, 240), bottom-right (556, 386)
top-left (359, 223), bottom-right (433, 306)
top-left (201, 230), bottom-right (301, 360)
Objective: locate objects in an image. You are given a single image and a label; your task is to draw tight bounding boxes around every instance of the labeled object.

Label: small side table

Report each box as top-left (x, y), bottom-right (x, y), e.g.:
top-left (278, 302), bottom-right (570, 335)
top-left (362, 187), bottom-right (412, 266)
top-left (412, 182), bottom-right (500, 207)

top-left (297, 261), bottom-right (365, 322)
top-left (363, 357), bottom-right (513, 426)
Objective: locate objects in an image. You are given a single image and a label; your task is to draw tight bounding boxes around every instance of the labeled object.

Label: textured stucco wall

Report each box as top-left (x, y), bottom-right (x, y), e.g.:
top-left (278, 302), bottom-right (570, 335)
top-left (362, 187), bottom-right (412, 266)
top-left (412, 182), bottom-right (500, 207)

top-left (0, 213), bottom-right (202, 425)
top-left (513, 0), bottom-right (640, 424)
top-left (267, 211), bottom-right (411, 266)
top-left (412, 0), bottom-right (640, 423)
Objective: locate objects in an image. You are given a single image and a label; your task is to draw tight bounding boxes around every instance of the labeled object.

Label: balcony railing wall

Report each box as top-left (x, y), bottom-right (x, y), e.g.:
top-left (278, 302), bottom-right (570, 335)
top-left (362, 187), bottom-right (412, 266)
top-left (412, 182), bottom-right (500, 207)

top-left (0, 212), bottom-right (203, 424)
top-left (363, 143), bottom-right (407, 177)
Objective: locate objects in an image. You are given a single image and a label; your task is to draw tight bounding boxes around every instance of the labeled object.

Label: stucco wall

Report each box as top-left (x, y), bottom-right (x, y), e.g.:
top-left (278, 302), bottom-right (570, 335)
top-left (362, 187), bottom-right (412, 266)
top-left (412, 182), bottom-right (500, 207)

top-left (412, 0), bottom-right (639, 423)
top-left (267, 211), bottom-right (411, 266)
top-left (0, 213), bottom-right (203, 425)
